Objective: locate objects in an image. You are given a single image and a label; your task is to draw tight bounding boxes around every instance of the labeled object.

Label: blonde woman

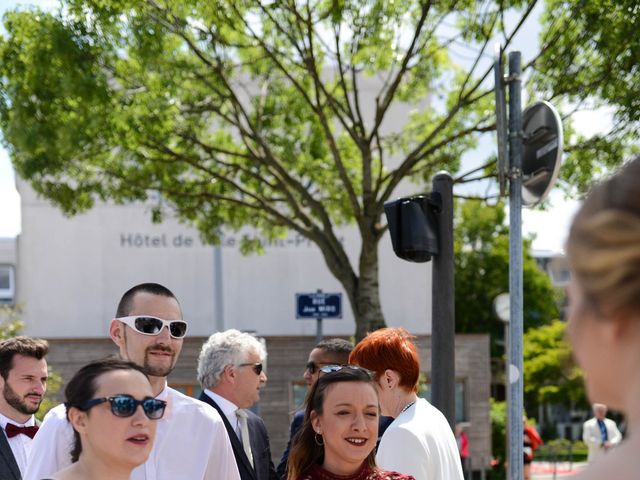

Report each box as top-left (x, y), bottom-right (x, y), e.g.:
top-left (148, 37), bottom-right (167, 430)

top-left (565, 156), bottom-right (640, 479)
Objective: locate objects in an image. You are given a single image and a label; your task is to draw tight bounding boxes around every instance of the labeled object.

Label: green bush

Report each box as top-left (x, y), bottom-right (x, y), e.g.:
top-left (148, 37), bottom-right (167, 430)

top-left (488, 399), bottom-right (507, 480)
top-left (536, 439), bottom-right (588, 462)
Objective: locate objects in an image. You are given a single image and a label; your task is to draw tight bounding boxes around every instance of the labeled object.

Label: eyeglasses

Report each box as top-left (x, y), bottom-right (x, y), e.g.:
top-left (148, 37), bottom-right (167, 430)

top-left (319, 364), bottom-right (374, 376)
top-left (238, 362), bottom-right (263, 375)
top-left (117, 316), bottom-right (188, 339)
top-left (305, 361), bottom-right (340, 375)
top-left (77, 394), bottom-right (167, 420)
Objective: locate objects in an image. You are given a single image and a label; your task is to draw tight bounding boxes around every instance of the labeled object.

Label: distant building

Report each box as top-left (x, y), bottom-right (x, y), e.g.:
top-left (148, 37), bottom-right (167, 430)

top-left (532, 250), bottom-right (570, 318)
top-left (0, 237), bottom-right (16, 305)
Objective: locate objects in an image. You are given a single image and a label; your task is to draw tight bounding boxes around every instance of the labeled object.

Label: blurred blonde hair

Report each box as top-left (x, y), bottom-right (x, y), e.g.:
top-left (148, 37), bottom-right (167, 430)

top-left (566, 156), bottom-right (640, 317)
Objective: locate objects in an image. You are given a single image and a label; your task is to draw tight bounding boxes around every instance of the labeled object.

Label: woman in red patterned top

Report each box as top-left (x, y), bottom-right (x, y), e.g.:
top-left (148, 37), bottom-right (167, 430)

top-left (288, 365), bottom-right (414, 480)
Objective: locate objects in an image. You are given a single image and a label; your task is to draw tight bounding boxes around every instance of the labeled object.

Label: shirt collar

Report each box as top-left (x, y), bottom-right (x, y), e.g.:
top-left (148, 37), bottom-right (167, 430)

top-left (0, 411), bottom-right (35, 429)
top-left (155, 382), bottom-right (173, 420)
top-left (203, 389), bottom-right (239, 417)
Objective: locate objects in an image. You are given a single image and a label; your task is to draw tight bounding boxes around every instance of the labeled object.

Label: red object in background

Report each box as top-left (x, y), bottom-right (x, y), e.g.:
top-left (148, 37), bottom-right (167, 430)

top-left (458, 431), bottom-right (469, 459)
top-left (524, 425), bottom-right (543, 451)
top-left (524, 424), bottom-right (544, 462)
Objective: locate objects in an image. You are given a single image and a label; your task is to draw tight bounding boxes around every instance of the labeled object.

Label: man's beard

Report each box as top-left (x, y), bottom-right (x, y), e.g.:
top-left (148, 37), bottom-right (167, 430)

top-left (122, 327), bottom-right (178, 378)
top-left (3, 382), bottom-right (41, 415)
top-left (143, 344), bottom-right (177, 377)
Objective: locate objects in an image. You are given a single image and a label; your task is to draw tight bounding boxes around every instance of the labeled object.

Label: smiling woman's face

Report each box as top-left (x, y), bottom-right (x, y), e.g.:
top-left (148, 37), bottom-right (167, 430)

top-left (311, 381), bottom-right (379, 476)
top-left (74, 369), bottom-right (157, 471)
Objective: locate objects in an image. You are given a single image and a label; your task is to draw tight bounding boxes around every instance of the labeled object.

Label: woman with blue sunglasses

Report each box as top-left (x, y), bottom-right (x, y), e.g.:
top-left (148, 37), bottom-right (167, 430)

top-left (45, 357), bottom-right (166, 480)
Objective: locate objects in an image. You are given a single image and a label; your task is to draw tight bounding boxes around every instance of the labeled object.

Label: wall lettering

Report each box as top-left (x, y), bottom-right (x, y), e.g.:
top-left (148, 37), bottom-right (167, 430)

top-left (119, 233), bottom-right (343, 249)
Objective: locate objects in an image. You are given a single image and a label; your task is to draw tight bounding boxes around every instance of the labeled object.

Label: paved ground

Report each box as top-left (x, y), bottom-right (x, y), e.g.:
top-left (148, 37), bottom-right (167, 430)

top-left (531, 461), bottom-right (588, 479)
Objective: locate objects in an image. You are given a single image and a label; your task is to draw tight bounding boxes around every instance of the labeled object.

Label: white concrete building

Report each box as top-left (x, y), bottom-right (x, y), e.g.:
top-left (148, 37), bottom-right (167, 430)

top-left (16, 177), bottom-right (434, 338)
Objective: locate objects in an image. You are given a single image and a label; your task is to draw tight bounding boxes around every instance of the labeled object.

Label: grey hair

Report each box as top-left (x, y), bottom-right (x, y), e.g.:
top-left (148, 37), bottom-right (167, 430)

top-left (197, 329), bottom-right (266, 389)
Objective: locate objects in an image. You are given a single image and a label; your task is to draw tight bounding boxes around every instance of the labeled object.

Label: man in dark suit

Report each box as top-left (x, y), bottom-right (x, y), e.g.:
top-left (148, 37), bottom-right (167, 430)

top-left (0, 337), bottom-right (49, 480)
top-left (197, 329), bottom-right (279, 480)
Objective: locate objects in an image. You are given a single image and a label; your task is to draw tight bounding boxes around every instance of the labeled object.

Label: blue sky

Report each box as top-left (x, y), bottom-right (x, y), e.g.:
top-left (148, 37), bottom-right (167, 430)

top-left (0, 1), bottom-right (586, 251)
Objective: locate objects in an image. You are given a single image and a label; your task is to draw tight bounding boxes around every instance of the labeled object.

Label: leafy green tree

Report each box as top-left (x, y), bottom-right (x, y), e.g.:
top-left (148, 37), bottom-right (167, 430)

top-left (533, 0), bottom-right (640, 188)
top-left (523, 319), bottom-right (587, 412)
top-left (0, 304), bottom-right (25, 340)
top-left (489, 399), bottom-right (507, 480)
top-left (0, 1), bottom-right (636, 338)
top-left (455, 200), bottom-right (559, 357)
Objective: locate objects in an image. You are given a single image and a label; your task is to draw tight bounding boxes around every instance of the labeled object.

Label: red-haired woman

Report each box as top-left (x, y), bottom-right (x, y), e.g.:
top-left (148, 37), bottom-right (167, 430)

top-left (349, 328), bottom-right (463, 480)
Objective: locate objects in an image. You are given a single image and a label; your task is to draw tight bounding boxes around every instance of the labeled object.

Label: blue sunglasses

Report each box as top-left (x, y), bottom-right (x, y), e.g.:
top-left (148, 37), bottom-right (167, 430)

top-left (77, 394), bottom-right (167, 420)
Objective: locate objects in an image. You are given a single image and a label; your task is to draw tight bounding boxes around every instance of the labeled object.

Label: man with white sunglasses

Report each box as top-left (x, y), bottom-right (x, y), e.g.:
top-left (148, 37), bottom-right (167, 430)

top-left (25, 282), bottom-right (241, 480)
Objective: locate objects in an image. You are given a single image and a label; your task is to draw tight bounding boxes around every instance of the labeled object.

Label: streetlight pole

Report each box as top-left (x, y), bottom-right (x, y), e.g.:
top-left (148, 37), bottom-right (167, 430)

top-left (507, 51), bottom-right (524, 480)
top-left (431, 172), bottom-right (455, 429)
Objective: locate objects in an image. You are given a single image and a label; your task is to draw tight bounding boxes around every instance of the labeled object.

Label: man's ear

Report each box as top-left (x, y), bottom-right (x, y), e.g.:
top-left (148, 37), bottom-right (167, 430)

top-left (68, 407), bottom-right (89, 435)
top-left (109, 319), bottom-right (125, 347)
top-left (223, 364), bottom-right (236, 384)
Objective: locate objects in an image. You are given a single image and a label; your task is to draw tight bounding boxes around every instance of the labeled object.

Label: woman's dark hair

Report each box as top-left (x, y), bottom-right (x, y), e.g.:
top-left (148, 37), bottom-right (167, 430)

top-left (64, 357), bottom-right (149, 462)
top-left (287, 366), bottom-right (379, 480)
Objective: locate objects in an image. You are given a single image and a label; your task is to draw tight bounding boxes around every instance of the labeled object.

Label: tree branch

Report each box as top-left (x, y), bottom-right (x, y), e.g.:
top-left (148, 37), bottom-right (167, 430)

top-left (368, 1), bottom-right (432, 144)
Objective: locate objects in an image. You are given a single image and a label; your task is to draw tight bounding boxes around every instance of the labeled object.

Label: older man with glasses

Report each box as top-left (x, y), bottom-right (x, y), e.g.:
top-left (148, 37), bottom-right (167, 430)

top-left (197, 329), bottom-right (278, 480)
top-left (25, 282), bottom-right (240, 480)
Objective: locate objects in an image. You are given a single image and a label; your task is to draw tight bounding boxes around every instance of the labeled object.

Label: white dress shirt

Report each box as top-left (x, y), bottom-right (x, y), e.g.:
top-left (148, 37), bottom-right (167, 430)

top-left (376, 398), bottom-right (464, 480)
top-left (0, 412), bottom-right (37, 477)
top-left (203, 389), bottom-right (241, 436)
top-left (24, 384), bottom-right (241, 480)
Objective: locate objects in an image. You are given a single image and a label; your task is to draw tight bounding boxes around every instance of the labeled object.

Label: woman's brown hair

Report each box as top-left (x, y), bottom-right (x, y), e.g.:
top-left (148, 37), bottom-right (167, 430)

top-left (287, 366), bottom-right (378, 480)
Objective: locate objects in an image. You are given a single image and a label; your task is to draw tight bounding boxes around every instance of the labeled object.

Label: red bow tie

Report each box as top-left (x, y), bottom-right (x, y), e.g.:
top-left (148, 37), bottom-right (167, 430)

top-left (5, 423), bottom-right (39, 439)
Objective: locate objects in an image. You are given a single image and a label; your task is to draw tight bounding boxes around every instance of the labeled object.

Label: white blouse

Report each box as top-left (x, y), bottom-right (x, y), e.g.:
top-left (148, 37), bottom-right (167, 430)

top-left (376, 398), bottom-right (463, 480)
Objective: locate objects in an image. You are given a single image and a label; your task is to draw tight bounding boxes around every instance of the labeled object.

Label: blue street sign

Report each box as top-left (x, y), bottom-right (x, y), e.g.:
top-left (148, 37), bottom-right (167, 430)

top-left (296, 293), bottom-right (342, 319)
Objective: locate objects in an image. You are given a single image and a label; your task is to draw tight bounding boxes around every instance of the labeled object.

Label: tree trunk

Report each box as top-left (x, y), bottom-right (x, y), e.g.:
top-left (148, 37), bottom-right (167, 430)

top-left (313, 225), bottom-right (386, 341)
top-left (353, 233), bottom-right (385, 341)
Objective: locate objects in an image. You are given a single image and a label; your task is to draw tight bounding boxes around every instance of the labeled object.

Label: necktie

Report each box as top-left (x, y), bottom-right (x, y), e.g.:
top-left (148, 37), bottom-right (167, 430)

top-left (236, 409), bottom-right (254, 468)
top-left (5, 423), bottom-right (38, 439)
top-left (597, 419), bottom-right (608, 443)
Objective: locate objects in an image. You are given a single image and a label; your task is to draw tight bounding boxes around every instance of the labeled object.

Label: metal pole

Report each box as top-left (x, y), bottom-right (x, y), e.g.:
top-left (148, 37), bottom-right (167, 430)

top-left (431, 172), bottom-right (456, 429)
top-left (315, 289), bottom-right (323, 343)
top-left (213, 244), bottom-right (225, 332)
top-left (504, 318), bottom-right (511, 477)
top-left (507, 51), bottom-right (524, 480)
top-left (315, 318), bottom-right (323, 344)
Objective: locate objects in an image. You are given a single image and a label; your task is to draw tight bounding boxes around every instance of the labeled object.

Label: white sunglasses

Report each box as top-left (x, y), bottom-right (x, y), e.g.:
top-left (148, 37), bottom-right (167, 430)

top-left (117, 315), bottom-right (188, 339)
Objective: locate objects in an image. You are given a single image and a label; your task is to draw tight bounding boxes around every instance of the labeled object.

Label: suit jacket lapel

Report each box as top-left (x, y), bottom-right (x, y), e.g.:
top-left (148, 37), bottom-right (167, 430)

top-left (198, 393), bottom-right (256, 479)
top-left (0, 431), bottom-right (21, 480)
